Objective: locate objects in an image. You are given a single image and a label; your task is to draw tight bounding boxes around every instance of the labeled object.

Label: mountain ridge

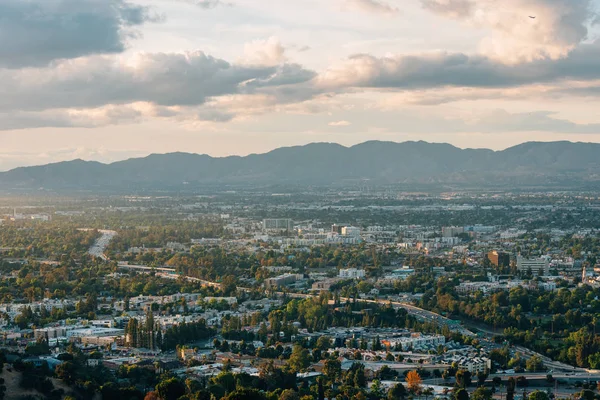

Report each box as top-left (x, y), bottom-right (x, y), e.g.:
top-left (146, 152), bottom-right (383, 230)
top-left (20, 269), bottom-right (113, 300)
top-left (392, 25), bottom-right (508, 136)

top-left (1, 140), bottom-right (599, 191)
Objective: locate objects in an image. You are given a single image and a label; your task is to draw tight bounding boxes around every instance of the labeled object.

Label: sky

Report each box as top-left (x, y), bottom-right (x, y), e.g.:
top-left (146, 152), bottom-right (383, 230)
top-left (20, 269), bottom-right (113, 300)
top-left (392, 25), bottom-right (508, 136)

top-left (2, 0), bottom-right (600, 170)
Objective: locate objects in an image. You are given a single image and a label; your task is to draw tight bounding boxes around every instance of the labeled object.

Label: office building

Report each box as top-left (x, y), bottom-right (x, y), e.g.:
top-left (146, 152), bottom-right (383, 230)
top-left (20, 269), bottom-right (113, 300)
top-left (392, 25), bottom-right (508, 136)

top-left (341, 226), bottom-right (361, 237)
top-left (517, 256), bottom-right (549, 276)
top-left (339, 268), bottom-right (366, 279)
top-left (263, 219), bottom-right (293, 231)
top-left (442, 226), bottom-right (464, 238)
top-left (487, 251), bottom-right (510, 268)
top-left (331, 224), bottom-right (344, 234)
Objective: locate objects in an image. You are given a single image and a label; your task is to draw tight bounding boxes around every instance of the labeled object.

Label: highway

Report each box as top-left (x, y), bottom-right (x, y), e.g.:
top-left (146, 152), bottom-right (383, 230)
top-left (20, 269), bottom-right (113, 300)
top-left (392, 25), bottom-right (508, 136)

top-left (87, 229), bottom-right (116, 260)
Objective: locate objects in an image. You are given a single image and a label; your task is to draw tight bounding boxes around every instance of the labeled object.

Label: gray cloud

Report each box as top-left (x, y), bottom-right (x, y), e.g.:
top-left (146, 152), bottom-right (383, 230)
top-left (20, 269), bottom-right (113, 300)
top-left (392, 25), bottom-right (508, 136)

top-left (0, 0), bottom-right (159, 68)
top-left (0, 51), bottom-right (316, 112)
top-left (0, 107), bottom-right (142, 131)
top-left (320, 41), bottom-right (600, 90)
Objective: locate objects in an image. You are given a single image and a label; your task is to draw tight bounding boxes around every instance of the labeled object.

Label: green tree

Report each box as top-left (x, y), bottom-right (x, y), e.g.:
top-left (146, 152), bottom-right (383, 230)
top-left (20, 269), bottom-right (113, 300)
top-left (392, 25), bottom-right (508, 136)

top-left (387, 383), bottom-right (407, 400)
top-left (323, 359), bottom-right (342, 382)
top-left (528, 391), bottom-right (549, 400)
top-left (156, 377), bottom-right (186, 400)
top-left (288, 344), bottom-right (311, 372)
top-left (224, 388), bottom-right (267, 400)
top-left (471, 387), bottom-right (492, 400)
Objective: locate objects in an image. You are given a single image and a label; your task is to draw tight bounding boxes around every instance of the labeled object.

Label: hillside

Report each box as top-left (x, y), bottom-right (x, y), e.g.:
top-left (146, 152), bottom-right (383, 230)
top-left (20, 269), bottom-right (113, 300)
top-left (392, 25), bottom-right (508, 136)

top-left (1, 141), bottom-right (599, 191)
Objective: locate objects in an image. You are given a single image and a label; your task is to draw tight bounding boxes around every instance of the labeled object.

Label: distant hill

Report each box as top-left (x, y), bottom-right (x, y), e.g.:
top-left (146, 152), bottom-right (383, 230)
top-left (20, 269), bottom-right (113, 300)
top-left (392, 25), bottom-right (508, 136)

top-left (1, 140), bottom-right (600, 191)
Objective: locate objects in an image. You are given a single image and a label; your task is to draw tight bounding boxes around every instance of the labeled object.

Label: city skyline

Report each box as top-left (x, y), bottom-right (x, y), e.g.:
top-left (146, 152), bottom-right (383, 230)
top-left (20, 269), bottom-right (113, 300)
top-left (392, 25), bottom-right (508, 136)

top-left (2, 0), bottom-right (600, 170)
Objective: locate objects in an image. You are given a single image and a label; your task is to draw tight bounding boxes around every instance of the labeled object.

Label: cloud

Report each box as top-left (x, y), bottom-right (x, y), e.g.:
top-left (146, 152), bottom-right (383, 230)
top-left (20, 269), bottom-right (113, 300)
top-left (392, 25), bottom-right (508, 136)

top-left (421, 0), bottom-right (597, 62)
top-left (240, 37), bottom-right (287, 67)
top-left (330, 107), bottom-right (600, 134)
top-left (467, 109), bottom-right (600, 133)
top-left (329, 120), bottom-right (352, 126)
top-left (0, 51), bottom-right (316, 112)
top-left (0, 0), bottom-right (159, 68)
top-left (343, 0), bottom-right (399, 16)
top-left (317, 41), bottom-right (600, 90)
top-left (178, 0), bottom-right (232, 8)
top-left (0, 106), bottom-right (143, 131)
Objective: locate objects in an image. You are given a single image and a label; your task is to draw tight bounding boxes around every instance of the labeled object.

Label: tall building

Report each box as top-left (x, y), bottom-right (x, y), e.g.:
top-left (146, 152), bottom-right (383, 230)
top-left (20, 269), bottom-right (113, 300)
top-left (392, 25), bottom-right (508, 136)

top-left (262, 219), bottom-right (294, 231)
top-left (487, 251), bottom-right (510, 268)
top-left (517, 256), bottom-right (549, 276)
top-left (442, 226), bottom-right (464, 238)
top-left (331, 224), bottom-right (344, 234)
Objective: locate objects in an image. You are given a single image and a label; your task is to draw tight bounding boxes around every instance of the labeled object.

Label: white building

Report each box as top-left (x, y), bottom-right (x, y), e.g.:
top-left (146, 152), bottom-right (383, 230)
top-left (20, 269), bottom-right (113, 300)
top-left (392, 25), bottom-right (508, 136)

top-left (339, 268), bottom-right (366, 279)
top-left (263, 219), bottom-right (294, 231)
top-left (341, 226), bottom-right (361, 237)
top-left (517, 256), bottom-right (550, 276)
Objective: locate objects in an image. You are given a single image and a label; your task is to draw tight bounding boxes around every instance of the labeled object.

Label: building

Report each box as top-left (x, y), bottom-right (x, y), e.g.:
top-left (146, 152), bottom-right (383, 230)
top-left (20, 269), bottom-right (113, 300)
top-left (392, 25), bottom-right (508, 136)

top-left (517, 256), bottom-right (550, 276)
top-left (487, 251), bottom-right (510, 268)
top-left (442, 226), bottom-right (464, 238)
top-left (339, 268), bottom-right (366, 279)
top-left (263, 219), bottom-right (294, 231)
top-left (264, 273), bottom-right (304, 289)
top-left (331, 224), bottom-right (344, 234)
top-left (341, 226), bottom-right (361, 237)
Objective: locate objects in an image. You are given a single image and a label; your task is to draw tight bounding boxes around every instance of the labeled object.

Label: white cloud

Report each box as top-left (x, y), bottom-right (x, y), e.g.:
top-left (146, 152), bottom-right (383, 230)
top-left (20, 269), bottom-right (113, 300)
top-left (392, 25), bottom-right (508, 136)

top-left (343, 0), bottom-right (399, 16)
top-left (182, 0), bottom-right (232, 8)
top-left (421, 0), bottom-right (597, 62)
top-left (240, 37), bottom-right (287, 67)
top-left (329, 120), bottom-right (352, 126)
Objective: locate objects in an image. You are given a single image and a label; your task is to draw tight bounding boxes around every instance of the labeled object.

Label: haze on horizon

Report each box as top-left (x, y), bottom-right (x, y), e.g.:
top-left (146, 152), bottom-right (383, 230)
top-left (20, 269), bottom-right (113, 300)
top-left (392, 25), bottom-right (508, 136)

top-left (2, 0), bottom-right (600, 171)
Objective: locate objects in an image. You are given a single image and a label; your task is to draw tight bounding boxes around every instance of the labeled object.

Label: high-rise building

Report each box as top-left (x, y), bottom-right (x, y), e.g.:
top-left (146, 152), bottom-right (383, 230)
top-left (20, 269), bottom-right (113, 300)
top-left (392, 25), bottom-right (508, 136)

top-left (262, 219), bottom-right (294, 231)
top-left (487, 251), bottom-right (510, 267)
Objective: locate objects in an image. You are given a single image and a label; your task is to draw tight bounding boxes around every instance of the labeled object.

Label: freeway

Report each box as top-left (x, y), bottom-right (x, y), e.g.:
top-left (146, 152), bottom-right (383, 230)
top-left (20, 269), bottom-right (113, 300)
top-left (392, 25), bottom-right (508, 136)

top-left (87, 229), bottom-right (116, 260)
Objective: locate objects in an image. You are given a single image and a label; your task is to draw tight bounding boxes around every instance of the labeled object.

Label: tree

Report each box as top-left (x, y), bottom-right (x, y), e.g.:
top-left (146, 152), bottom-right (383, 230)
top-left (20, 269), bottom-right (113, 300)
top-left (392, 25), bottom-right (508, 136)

top-left (579, 390), bottom-right (595, 400)
top-left (156, 377), bottom-right (186, 400)
top-left (144, 392), bottom-right (160, 400)
top-left (288, 344), bottom-right (311, 372)
top-left (422, 387), bottom-right (434, 400)
top-left (224, 388), bottom-right (267, 400)
top-left (526, 355), bottom-right (544, 372)
top-left (279, 389), bottom-right (300, 400)
top-left (471, 387), bottom-right (492, 400)
top-left (371, 380), bottom-right (384, 399)
top-left (455, 370), bottom-right (472, 388)
top-left (477, 371), bottom-right (488, 386)
top-left (405, 370), bottom-right (422, 392)
top-left (454, 388), bottom-right (470, 400)
top-left (388, 383), bottom-right (407, 400)
top-left (323, 359), bottom-right (342, 382)
top-left (315, 336), bottom-right (331, 351)
top-left (506, 377), bottom-right (516, 400)
top-left (528, 391), bottom-right (549, 400)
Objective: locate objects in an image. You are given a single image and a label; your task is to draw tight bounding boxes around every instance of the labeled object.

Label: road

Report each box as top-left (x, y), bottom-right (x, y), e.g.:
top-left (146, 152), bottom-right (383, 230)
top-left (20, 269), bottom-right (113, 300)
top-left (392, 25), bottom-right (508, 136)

top-left (87, 229), bottom-right (116, 260)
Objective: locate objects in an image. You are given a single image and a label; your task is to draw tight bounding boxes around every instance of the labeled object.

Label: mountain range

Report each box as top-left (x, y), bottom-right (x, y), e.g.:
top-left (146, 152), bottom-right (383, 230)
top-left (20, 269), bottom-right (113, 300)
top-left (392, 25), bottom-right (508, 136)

top-left (1, 141), bottom-right (599, 192)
